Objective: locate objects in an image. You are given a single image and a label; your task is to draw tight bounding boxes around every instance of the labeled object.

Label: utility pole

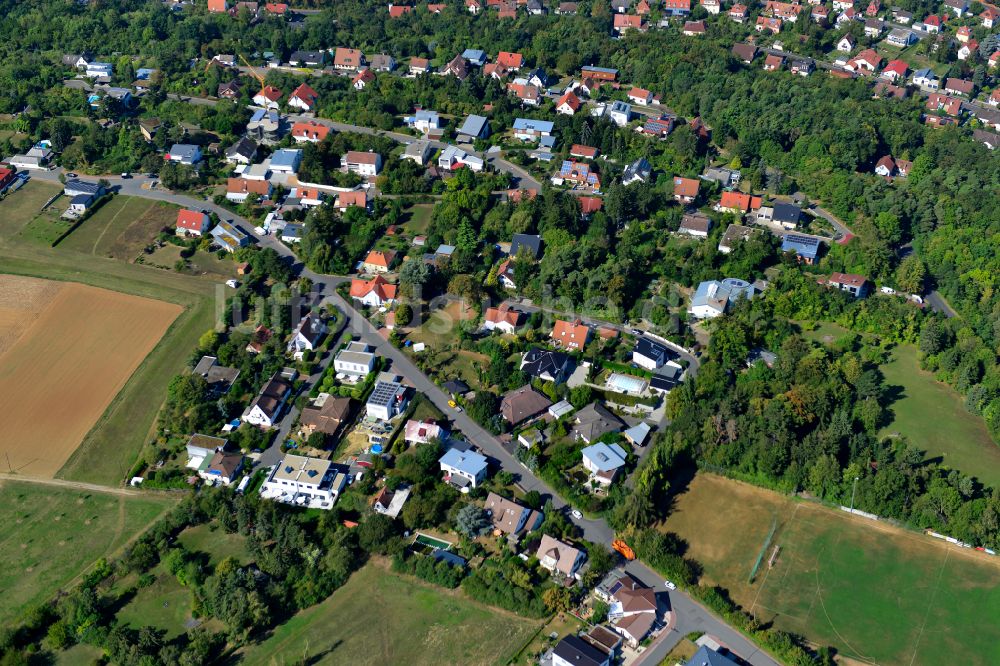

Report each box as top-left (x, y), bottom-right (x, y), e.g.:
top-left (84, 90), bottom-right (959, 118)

top-left (850, 476), bottom-right (859, 513)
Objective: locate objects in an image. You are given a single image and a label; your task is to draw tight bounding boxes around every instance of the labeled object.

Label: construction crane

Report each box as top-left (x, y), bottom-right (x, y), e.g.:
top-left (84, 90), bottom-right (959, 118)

top-left (238, 53), bottom-right (267, 95)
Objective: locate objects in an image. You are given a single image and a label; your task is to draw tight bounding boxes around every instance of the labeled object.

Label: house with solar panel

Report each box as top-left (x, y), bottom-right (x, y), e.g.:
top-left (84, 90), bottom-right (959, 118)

top-left (552, 160), bottom-right (601, 192)
top-left (781, 234), bottom-right (822, 264)
top-left (512, 117), bottom-right (554, 143)
top-left (260, 454), bottom-right (349, 509)
top-left (366, 378), bottom-right (409, 421)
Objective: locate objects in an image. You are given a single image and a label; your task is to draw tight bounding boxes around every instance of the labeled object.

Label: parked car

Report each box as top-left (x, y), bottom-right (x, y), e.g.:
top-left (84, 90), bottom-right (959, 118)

top-left (664, 580), bottom-right (677, 591)
top-left (571, 509), bottom-right (583, 520)
top-left (120, 172), bottom-right (131, 179)
top-left (225, 279), bottom-right (239, 288)
top-left (66, 172), bottom-right (78, 178)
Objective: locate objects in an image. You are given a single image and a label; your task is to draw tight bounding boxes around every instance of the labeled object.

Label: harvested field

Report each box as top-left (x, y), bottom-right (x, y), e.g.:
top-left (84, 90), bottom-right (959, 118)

top-left (0, 275), bottom-right (181, 478)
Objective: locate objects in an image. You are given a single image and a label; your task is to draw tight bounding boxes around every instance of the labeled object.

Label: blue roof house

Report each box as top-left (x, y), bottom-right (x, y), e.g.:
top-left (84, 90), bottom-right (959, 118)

top-left (781, 234), bottom-right (821, 264)
top-left (440, 448), bottom-right (488, 491)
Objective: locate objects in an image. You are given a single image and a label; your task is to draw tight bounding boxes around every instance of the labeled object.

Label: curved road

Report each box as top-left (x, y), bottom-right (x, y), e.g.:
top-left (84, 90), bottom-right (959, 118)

top-left (27, 168), bottom-right (779, 666)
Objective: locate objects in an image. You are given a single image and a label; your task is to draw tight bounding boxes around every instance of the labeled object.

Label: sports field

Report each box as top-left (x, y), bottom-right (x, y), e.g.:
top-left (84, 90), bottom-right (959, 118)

top-left (661, 474), bottom-right (1000, 665)
top-left (0, 479), bottom-right (178, 625)
top-left (240, 562), bottom-right (540, 666)
top-left (0, 275), bottom-right (181, 478)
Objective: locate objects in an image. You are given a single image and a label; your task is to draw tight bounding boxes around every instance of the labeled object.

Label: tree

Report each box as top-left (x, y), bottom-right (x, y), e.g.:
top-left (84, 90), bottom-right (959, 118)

top-left (455, 503), bottom-right (492, 537)
top-left (395, 303), bottom-right (413, 327)
top-left (542, 586), bottom-right (572, 613)
top-left (399, 258), bottom-right (431, 290)
top-left (895, 255), bottom-right (926, 294)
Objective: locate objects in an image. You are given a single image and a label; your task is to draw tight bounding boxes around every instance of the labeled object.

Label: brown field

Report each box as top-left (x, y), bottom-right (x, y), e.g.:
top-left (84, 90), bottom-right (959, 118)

top-left (0, 275), bottom-right (181, 477)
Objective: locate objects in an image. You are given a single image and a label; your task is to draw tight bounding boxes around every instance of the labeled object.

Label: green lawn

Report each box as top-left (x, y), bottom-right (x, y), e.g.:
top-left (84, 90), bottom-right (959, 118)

top-left (0, 480), bottom-right (178, 625)
top-left (0, 180), bottom-right (62, 236)
top-left (401, 203), bottom-right (434, 236)
top-left (115, 563), bottom-right (196, 639)
top-left (177, 523), bottom-right (252, 566)
top-left (18, 208), bottom-right (76, 246)
top-left (661, 474), bottom-right (1000, 666)
top-left (239, 563), bottom-right (540, 666)
top-left (880, 345), bottom-right (1000, 488)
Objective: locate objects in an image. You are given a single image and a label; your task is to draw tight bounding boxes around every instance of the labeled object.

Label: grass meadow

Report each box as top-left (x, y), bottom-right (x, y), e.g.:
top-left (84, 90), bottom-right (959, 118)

top-left (661, 474), bottom-right (1000, 665)
top-left (239, 562), bottom-right (540, 666)
top-left (0, 480), bottom-right (177, 626)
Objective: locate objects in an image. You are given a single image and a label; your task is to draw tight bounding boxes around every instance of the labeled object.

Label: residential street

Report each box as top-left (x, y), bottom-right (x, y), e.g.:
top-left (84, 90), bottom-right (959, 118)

top-left (29, 166), bottom-right (781, 666)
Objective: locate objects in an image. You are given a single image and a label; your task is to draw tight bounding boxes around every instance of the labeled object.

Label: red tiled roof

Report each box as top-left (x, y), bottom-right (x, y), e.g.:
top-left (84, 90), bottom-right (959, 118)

top-left (364, 249), bottom-right (396, 268)
top-left (719, 190), bottom-right (762, 211)
top-left (291, 121), bottom-right (330, 141)
top-left (350, 275), bottom-right (397, 300)
top-left (291, 83), bottom-right (319, 105)
top-left (497, 51), bottom-right (524, 68)
top-left (176, 209), bottom-right (208, 231)
top-left (557, 90), bottom-right (582, 111)
top-left (673, 176), bottom-right (700, 198)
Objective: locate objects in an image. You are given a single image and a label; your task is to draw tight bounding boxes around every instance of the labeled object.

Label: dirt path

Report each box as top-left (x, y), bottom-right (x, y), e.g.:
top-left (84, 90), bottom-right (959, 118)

top-left (0, 473), bottom-right (174, 497)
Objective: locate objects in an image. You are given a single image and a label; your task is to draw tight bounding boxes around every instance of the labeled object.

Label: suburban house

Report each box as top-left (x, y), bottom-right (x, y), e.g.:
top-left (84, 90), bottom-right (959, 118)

top-left (552, 160), bottom-right (601, 192)
top-left (689, 278), bottom-right (756, 318)
top-left (439, 447), bottom-right (488, 490)
top-left (176, 209), bottom-right (211, 236)
top-left (333, 47), bottom-right (365, 70)
top-left (63, 179), bottom-right (104, 198)
top-left (672, 176), bottom-right (700, 203)
top-left (253, 85), bottom-right (283, 109)
top-left (242, 373), bottom-right (293, 428)
top-left (404, 419), bottom-right (449, 445)
top-left (627, 86), bottom-right (654, 105)
top-left (334, 341), bottom-right (376, 377)
top-left (366, 378), bottom-right (408, 421)
top-left (286, 313), bottom-right (327, 359)
top-left (683, 647), bottom-right (739, 666)
top-left (457, 114), bottom-right (491, 142)
top-left (633, 337), bottom-right (672, 370)
top-left (874, 155), bottom-right (911, 178)
top-left (825, 272), bottom-right (870, 298)
top-left (556, 91), bottom-right (582, 115)
top-left (716, 191), bottom-right (762, 214)
top-left (362, 249), bottom-right (397, 273)
top-left (484, 492), bottom-right (543, 536)
top-left (573, 404), bottom-right (626, 446)
top-left (678, 213), bottom-right (712, 237)
top-left (352, 69), bottom-right (376, 89)
top-left (291, 120), bottom-right (330, 143)
top-left (268, 148), bottom-right (302, 174)
top-left (537, 535), bottom-right (586, 578)
top-left (349, 275), bottom-right (397, 307)
top-left (199, 450), bottom-right (244, 486)
top-left (623, 158), bottom-right (652, 185)
top-left (226, 177), bottom-right (272, 203)
top-left (551, 318), bottom-right (591, 349)
top-left (552, 636), bottom-right (611, 666)
top-left (372, 485), bottom-right (410, 518)
top-left (520, 348), bottom-right (572, 383)
top-left (289, 50), bottom-right (325, 67)
top-left (401, 140), bottom-right (435, 165)
top-left (772, 202), bottom-right (801, 229)
top-left (344, 150), bottom-right (383, 176)
top-left (406, 109), bottom-right (442, 134)
top-left (225, 136), bottom-right (258, 164)
top-left (944, 77), bottom-right (975, 97)
top-left (165, 143), bottom-right (202, 165)
top-left (607, 574), bottom-right (658, 646)
top-left (438, 145), bottom-right (485, 171)
top-left (512, 118), bottom-right (554, 142)
top-left (408, 57), bottom-right (433, 75)
top-left (185, 434), bottom-right (228, 469)
top-left (193, 355), bottom-right (240, 394)
top-left (483, 303), bottom-right (525, 333)
top-left (781, 234), bottom-right (821, 264)
top-left (732, 42), bottom-right (757, 63)
top-left (887, 28), bottom-right (916, 46)
top-left (718, 224), bottom-right (758, 254)
top-left (299, 394), bottom-right (352, 436)
top-left (260, 454), bottom-right (349, 509)
top-left (510, 233), bottom-right (543, 258)
top-left (570, 144), bottom-right (598, 159)
top-left (501, 385), bottom-right (552, 424)
top-left (210, 221), bottom-right (250, 252)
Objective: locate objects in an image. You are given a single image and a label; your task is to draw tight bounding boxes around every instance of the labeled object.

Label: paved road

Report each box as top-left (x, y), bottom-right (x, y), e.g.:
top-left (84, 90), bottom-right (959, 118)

top-left (26, 171), bottom-right (781, 666)
top-left (925, 290), bottom-right (958, 318)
